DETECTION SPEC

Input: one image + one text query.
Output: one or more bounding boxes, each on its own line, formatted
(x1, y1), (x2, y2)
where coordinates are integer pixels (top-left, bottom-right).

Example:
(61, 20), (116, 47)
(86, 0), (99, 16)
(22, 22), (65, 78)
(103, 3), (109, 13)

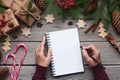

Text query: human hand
(35, 37), (52, 67)
(82, 45), (101, 67)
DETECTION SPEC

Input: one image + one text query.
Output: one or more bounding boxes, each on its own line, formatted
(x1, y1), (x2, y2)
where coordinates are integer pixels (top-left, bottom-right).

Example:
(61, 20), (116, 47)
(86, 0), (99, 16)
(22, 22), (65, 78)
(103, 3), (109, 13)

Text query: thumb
(82, 50), (91, 61)
(46, 48), (52, 60)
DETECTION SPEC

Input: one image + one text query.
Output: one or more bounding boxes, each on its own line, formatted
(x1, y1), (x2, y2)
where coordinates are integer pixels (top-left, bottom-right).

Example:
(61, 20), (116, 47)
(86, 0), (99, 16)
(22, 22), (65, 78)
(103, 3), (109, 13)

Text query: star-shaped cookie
(76, 20), (86, 28)
(22, 27), (31, 37)
(45, 14), (55, 23)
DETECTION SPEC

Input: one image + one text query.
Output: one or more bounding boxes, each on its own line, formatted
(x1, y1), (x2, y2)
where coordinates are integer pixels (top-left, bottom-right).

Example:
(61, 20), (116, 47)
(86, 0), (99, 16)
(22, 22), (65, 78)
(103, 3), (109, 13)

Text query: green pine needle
(0, 0), (6, 8)
(0, 7), (5, 13)
(45, 0), (120, 30)
(0, 0), (6, 13)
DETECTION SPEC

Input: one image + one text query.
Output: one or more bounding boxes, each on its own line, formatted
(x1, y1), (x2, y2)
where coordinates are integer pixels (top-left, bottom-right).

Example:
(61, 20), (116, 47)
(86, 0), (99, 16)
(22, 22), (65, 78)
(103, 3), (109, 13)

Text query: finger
(84, 45), (95, 50)
(46, 48), (52, 60)
(40, 37), (46, 52)
(82, 50), (95, 65)
(36, 43), (41, 55)
(36, 37), (46, 55)
(82, 50), (90, 61)
(84, 45), (97, 55)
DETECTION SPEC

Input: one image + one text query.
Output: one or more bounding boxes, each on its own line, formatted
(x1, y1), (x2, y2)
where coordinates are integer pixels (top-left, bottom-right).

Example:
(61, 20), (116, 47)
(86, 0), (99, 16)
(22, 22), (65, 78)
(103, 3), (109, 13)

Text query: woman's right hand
(82, 45), (101, 67)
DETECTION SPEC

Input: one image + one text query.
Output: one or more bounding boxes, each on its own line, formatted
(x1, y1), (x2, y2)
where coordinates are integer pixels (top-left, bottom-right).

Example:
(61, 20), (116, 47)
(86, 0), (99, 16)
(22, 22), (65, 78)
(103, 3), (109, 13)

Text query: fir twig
(0, 0), (7, 13)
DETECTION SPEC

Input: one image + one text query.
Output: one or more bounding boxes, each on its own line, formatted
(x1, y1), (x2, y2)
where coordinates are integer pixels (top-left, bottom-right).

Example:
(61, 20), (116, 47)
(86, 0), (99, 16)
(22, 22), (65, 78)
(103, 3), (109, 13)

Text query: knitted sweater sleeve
(91, 65), (109, 80)
(32, 65), (109, 80)
(32, 65), (47, 80)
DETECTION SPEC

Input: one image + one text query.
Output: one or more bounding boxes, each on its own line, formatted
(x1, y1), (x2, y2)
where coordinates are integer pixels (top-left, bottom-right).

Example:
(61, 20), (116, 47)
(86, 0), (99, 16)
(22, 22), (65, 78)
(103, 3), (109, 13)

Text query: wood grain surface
(0, 19), (120, 80)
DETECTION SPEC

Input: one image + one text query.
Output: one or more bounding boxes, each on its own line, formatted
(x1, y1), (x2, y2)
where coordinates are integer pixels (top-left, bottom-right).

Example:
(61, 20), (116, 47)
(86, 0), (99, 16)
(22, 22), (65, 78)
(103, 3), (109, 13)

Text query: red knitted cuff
(91, 65), (104, 73)
(91, 65), (109, 80)
(32, 65), (47, 80)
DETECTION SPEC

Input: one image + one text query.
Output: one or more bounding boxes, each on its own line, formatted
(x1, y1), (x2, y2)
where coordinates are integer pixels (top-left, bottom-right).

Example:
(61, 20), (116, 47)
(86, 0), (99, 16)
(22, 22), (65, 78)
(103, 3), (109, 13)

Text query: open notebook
(45, 28), (84, 77)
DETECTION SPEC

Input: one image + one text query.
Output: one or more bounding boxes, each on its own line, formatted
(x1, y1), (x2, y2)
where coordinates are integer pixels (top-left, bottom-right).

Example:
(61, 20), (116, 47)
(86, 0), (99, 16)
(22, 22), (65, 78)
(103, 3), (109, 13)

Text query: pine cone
(86, 0), (98, 13)
(34, 0), (47, 10)
(0, 67), (9, 79)
(112, 10), (120, 34)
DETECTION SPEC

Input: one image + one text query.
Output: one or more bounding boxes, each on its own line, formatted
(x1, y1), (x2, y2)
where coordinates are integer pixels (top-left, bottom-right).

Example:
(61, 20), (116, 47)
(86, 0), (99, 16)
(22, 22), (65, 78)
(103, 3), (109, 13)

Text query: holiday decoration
(3, 43), (27, 80)
(0, 0), (24, 12)
(98, 22), (107, 38)
(2, 34), (11, 52)
(34, 0), (47, 10)
(0, 51), (9, 79)
(57, 0), (76, 9)
(76, 20), (86, 28)
(37, 22), (43, 28)
(45, 14), (55, 23)
(15, 0), (41, 27)
(0, 0), (7, 13)
(0, 14), (6, 34)
(45, 0), (87, 21)
(112, 10), (120, 34)
(0, 67), (9, 79)
(68, 21), (74, 26)
(84, 20), (101, 33)
(106, 33), (120, 53)
(45, 0), (120, 30)
(0, 0), (42, 27)
(0, 9), (20, 37)
(86, 0), (98, 13)
(22, 27), (31, 37)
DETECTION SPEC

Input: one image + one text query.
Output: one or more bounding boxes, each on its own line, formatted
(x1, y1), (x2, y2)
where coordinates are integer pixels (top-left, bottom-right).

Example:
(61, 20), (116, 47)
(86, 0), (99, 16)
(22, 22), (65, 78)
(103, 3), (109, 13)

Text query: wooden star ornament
(22, 27), (31, 37)
(45, 14), (55, 23)
(76, 20), (86, 28)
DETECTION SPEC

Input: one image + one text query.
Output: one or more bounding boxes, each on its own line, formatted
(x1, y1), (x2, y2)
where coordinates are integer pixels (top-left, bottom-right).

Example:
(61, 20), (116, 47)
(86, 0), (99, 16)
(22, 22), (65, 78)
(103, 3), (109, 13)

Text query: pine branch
(44, 0), (119, 30)
(0, 0), (6, 8)
(0, 7), (5, 13)
(53, 1), (62, 20)
(0, 0), (7, 13)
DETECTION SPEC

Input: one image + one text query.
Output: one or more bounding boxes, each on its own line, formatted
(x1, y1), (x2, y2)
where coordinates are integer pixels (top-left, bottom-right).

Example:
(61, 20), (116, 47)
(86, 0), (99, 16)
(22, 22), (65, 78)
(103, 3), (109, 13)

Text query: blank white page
(46, 28), (84, 76)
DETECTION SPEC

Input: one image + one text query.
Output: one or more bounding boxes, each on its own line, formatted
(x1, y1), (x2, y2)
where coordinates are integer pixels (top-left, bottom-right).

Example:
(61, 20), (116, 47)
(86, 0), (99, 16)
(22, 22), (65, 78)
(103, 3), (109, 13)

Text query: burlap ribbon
(15, 0), (41, 26)
(0, 0), (22, 12)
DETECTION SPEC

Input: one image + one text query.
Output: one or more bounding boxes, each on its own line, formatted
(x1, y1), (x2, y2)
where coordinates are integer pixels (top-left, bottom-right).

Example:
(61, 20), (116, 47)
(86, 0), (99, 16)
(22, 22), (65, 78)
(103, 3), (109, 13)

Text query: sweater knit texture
(32, 65), (109, 80)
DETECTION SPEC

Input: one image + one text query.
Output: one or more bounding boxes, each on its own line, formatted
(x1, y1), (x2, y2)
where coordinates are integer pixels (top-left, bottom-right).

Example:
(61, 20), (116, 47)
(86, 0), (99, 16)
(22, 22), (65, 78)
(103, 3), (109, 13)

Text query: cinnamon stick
(84, 24), (95, 33)
(92, 20), (101, 32)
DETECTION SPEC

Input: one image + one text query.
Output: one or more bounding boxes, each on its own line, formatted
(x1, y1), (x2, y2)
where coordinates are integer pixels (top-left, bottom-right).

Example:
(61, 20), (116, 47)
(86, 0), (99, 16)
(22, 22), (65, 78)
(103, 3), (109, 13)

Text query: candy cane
(3, 43), (27, 80)
(13, 43), (27, 80)
(3, 53), (16, 80)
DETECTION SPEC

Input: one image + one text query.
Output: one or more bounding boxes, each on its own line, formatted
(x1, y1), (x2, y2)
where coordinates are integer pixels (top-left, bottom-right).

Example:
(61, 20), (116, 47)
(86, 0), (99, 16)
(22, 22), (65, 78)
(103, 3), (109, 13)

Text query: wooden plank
(0, 42), (120, 65)
(0, 20), (120, 42)
(2, 65), (120, 80)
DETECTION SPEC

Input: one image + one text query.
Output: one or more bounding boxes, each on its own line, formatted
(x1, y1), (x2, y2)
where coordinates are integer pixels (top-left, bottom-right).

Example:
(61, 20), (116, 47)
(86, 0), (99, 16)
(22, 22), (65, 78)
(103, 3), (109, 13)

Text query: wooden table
(0, 19), (120, 80)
